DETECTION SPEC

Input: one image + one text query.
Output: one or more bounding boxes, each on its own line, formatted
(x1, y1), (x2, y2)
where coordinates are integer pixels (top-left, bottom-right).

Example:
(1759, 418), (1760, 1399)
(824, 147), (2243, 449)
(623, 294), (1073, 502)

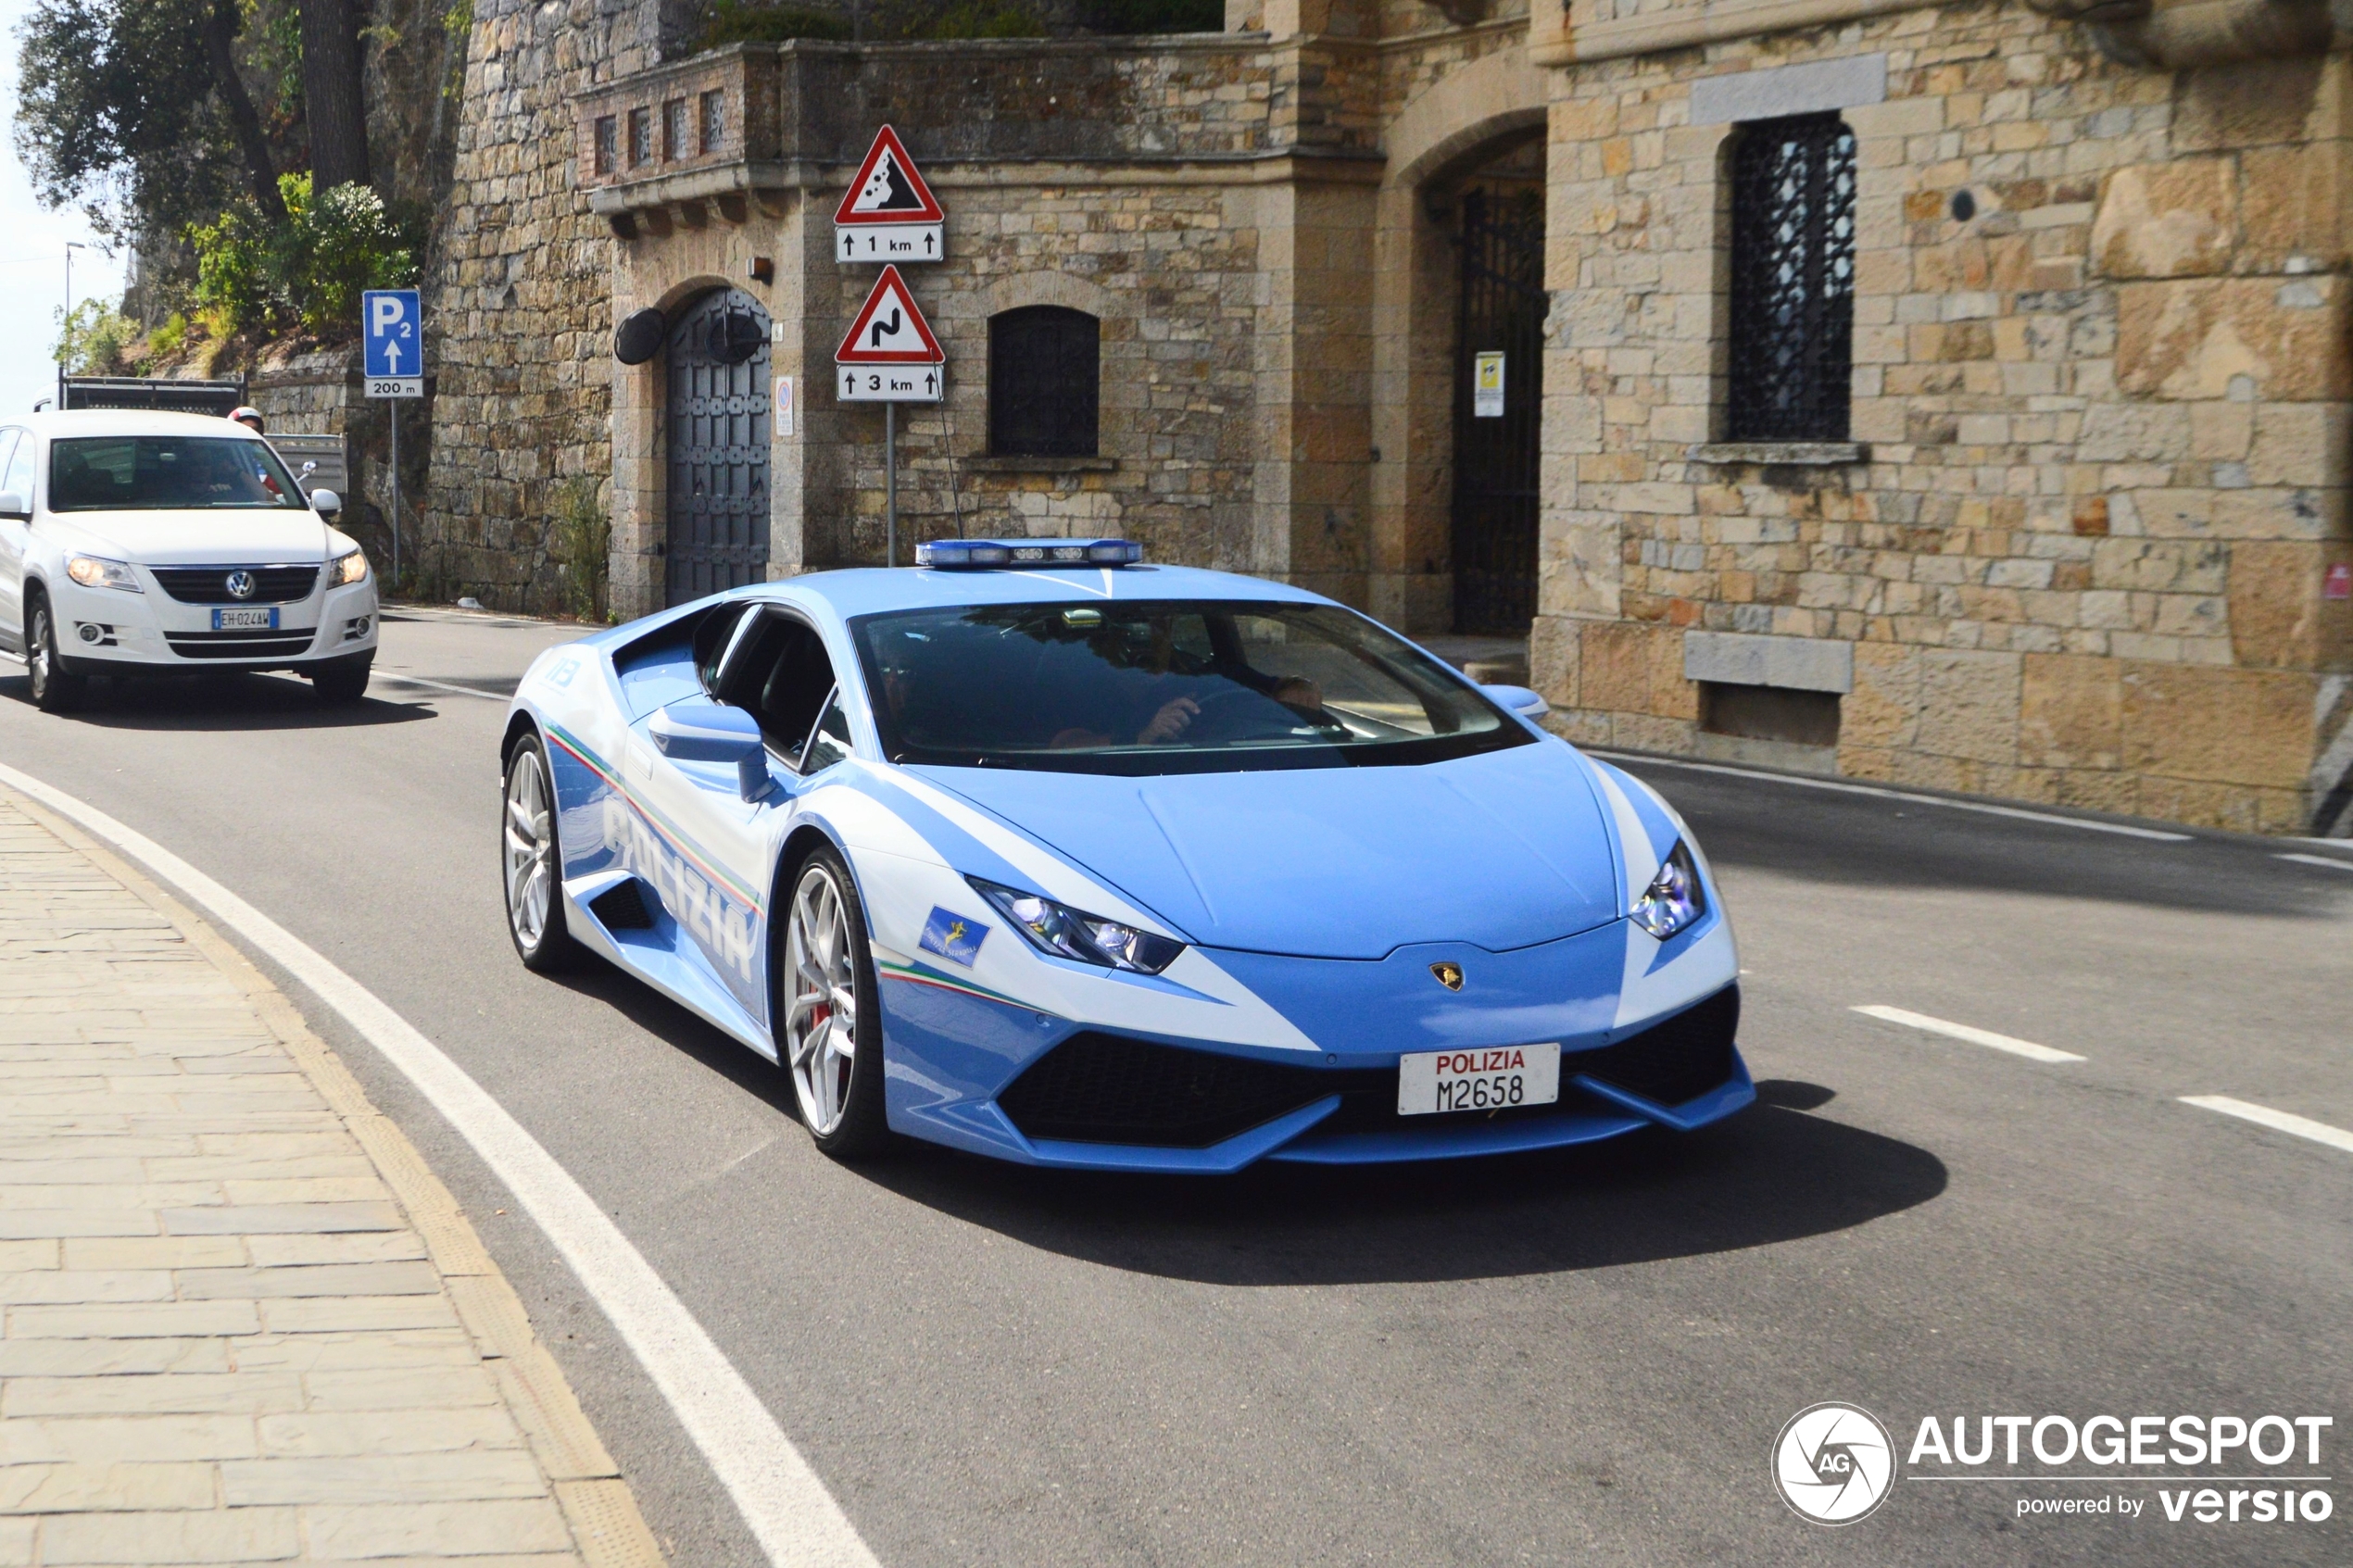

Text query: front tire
(502, 736), (582, 972)
(311, 654), (371, 704)
(779, 846), (890, 1158)
(25, 596), (86, 714)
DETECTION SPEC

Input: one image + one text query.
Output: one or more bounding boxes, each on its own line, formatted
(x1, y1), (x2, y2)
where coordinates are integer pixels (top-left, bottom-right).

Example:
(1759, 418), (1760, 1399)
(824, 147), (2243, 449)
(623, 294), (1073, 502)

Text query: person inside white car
(0, 410), (378, 712)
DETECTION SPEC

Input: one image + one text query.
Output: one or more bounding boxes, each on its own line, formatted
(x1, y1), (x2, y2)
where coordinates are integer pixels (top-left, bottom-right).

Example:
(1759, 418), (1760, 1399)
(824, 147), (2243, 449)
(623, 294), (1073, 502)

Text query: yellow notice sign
(1473, 351), (1505, 418)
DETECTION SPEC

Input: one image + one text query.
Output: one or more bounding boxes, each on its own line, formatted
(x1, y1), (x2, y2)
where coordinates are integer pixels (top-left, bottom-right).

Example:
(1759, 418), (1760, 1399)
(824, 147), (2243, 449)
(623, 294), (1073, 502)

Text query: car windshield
(851, 598), (1529, 774)
(48, 436), (308, 512)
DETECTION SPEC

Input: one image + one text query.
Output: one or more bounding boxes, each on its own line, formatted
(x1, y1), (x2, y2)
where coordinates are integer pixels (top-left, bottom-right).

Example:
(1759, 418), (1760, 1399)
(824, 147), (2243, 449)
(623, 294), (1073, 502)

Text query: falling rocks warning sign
(834, 126), (945, 264)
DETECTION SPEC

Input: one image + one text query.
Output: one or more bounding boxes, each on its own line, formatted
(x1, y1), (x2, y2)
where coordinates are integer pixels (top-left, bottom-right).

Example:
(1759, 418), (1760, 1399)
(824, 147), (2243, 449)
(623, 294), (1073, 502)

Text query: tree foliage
(189, 172), (418, 336)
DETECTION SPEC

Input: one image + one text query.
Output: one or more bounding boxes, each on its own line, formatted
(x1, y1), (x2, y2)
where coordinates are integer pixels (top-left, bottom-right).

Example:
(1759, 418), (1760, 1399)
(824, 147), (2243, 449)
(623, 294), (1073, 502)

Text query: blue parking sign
(362, 289), (422, 394)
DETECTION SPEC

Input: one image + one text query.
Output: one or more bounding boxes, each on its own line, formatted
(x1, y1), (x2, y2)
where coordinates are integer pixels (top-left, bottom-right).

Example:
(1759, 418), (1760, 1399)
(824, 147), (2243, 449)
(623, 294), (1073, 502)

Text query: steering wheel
(1159, 685), (1326, 746)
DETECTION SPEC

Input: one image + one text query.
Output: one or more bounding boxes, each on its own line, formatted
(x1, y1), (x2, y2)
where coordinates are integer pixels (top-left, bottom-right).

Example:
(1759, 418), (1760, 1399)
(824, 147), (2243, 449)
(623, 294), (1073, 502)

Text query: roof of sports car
(733, 562), (1330, 620)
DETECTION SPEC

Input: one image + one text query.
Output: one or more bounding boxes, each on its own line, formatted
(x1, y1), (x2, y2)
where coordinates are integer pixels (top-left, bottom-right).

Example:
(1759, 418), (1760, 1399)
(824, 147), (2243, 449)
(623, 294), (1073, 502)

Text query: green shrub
(187, 205), (278, 334)
(184, 174), (418, 337)
(56, 300), (145, 375)
(917, 0), (1044, 35)
(698, 0), (853, 44)
(549, 478), (611, 621)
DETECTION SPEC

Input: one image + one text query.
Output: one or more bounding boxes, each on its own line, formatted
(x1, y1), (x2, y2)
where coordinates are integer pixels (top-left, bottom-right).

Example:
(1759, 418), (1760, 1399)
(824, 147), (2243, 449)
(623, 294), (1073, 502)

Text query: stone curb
(3, 786), (667, 1568)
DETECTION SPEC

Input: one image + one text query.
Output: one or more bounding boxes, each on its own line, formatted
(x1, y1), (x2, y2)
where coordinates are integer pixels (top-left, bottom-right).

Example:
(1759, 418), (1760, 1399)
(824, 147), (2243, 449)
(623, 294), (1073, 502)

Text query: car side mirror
(0, 490), (28, 521)
(649, 700), (774, 802)
(1480, 684), (1550, 720)
(310, 488), (342, 518)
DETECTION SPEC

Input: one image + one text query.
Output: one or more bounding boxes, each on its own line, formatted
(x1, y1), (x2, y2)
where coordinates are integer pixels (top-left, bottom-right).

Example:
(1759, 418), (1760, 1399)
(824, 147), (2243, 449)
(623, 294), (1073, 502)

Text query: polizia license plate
(212, 607), (278, 631)
(1396, 1044), (1561, 1116)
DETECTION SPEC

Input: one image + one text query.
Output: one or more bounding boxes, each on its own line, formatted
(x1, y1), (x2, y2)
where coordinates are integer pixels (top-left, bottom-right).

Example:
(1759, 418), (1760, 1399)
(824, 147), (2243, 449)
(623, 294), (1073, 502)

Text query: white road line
(375, 670), (510, 702)
(1591, 751), (2194, 841)
(2277, 852), (2353, 873)
(2181, 1096), (2353, 1156)
(0, 760), (878, 1568)
(1853, 1005), (2087, 1063)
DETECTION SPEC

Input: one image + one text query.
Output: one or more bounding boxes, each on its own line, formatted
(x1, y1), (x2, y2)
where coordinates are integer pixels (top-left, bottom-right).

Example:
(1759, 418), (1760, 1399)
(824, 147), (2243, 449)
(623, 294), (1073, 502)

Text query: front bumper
(48, 572), (379, 673)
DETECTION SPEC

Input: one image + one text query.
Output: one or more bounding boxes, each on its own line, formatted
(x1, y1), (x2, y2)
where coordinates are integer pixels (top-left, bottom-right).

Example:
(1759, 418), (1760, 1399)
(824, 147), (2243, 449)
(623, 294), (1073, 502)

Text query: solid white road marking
(1591, 752), (2193, 841)
(374, 670), (509, 701)
(1853, 1005), (2087, 1063)
(2181, 1096), (2353, 1156)
(2277, 852), (2353, 873)
(0, 760), (879, 1568)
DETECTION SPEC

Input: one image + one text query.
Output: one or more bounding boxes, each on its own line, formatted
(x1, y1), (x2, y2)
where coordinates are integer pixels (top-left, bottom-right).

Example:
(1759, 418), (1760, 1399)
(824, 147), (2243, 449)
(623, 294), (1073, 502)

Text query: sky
(0, 0), (131, 417)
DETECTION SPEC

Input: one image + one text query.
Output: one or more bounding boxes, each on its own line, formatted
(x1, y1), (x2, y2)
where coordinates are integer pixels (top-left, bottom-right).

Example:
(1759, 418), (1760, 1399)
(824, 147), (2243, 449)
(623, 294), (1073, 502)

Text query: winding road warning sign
(836, 266), (943, 402)
(834, 126), (945, 264)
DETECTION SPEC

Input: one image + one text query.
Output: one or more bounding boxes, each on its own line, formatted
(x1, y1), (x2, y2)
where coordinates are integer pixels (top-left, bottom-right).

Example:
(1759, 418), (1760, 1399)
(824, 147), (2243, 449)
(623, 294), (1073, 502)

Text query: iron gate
(664, 288), (771, 606)
(1450, 185), (1547, 636)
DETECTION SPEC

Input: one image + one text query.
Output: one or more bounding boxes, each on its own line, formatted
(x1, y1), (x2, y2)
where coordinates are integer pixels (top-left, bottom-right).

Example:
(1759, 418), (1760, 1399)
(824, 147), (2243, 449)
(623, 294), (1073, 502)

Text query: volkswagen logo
(1773, 1402), (1897, 1524)
(1429, 961), (1464, 991)
(224, 571), (258, 600)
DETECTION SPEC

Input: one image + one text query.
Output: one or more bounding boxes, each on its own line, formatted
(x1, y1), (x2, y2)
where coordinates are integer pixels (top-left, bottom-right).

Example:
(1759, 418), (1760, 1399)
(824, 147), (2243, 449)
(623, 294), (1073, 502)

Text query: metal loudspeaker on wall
(662, 289), (771, 607)
(613, 308), (666, 366)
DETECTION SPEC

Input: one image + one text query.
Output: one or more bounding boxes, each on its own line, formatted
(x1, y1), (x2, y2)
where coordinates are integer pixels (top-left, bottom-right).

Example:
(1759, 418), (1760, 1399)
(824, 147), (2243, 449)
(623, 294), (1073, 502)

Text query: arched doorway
(1448, 139), (1546, 636)
(664, 288), (771, 606)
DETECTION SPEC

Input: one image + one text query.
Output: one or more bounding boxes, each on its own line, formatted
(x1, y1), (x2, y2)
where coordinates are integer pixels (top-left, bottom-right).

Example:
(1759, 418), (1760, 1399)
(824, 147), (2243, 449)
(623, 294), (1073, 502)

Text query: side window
(798, 687), (853, 774)
(988, 307), (1100, 457)
(715, 610), (837, 754)
(1726, 112), (1856, 442)
(0, 431), (29, 504)
(693, 602), (754, 696)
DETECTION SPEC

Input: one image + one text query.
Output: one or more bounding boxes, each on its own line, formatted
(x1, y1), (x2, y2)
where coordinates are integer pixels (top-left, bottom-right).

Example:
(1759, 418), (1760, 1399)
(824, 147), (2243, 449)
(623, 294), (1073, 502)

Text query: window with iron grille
(593, 116), (617, 177)
(627, 107), (651, 168)
(988, 307), (1100, 458)
(1726, 113), (1857, 443)
(662, 99), (688, 160)
(700, 91), (725, 155)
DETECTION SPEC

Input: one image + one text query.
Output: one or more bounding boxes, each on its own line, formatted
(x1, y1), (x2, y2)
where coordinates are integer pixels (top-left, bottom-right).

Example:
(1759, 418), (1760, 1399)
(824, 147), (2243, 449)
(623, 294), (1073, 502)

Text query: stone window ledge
(1686, 442), (1869, 466)
(963, 455), (1117, 473)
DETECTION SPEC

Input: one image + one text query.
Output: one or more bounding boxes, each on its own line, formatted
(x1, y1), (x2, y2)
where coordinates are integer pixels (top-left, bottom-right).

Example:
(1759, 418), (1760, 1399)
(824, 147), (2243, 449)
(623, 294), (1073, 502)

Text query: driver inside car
(1049, 616), (1328, 749)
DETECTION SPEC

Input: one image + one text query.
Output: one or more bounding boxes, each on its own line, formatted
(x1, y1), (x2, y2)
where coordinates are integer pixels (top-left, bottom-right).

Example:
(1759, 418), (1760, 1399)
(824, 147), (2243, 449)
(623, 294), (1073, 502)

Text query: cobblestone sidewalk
(0, 789), (664, 1566)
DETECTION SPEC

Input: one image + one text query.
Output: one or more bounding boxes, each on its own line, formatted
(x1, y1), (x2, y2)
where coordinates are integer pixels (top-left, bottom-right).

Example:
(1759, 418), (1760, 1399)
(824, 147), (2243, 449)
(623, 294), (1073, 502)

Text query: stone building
(422, 0), (2352, 833)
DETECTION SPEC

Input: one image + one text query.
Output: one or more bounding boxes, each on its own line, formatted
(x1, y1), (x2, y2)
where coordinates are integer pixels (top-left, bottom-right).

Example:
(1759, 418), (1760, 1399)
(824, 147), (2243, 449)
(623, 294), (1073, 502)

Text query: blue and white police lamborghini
(498, 540), (1754, 1170)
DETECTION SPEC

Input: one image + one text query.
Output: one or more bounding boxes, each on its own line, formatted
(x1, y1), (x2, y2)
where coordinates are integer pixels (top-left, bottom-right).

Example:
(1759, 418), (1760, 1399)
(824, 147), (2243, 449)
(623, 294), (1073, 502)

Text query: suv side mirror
(0, 490), (28, 521)
(310, 488), (342, 518)
(649, 700), (774, 802)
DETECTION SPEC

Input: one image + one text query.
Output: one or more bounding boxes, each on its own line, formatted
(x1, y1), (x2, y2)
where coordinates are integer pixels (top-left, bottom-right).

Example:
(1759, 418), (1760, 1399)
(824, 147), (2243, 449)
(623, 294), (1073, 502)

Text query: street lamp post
(61, 242), (88, 405)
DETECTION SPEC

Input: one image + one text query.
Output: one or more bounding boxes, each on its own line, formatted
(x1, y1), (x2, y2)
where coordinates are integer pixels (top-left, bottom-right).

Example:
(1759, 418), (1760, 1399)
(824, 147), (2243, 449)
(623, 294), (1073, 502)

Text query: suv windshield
(49, 436), (308, 512)
(852, 599), (1529, 775)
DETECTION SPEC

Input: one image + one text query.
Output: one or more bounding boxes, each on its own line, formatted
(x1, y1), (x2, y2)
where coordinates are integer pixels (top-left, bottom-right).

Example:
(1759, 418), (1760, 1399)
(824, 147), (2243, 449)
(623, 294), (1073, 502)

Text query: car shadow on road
(855, 1078), (1944, 1286)
(0, 671), (433, 731)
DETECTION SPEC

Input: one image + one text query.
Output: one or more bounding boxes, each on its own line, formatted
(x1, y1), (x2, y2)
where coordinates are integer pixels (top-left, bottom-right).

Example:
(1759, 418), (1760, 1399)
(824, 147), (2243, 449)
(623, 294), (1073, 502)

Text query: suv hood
(45, 509), (333, 565)
(919, 742), (1622, 960)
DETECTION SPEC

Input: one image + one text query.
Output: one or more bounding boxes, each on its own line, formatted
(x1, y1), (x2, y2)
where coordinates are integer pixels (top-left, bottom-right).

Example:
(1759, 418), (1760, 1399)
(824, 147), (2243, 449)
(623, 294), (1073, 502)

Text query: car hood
(917, 741), (1624, 960)
(45, 508), (333, 565)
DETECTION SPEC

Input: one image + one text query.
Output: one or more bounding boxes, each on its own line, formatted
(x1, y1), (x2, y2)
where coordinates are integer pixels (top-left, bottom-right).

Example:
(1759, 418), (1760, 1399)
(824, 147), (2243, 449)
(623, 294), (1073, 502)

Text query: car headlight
(64, 555), (142, 593)
(969, 877), (1185, 974)
(1630, 839), (1707, 940)
(326, 548), (368, 587)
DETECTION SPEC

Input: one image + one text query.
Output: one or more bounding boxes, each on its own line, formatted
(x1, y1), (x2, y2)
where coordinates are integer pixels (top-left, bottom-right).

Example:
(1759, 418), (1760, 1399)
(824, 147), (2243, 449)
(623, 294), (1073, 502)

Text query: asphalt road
(3, 608), (2347, 1566)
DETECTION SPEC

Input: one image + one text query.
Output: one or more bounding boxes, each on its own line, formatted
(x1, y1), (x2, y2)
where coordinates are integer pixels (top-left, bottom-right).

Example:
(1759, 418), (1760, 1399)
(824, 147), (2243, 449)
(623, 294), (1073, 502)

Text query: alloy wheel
(786, 862), (860, 1135)
(504, 748), (554, 949)
(26, 605), (51, 699)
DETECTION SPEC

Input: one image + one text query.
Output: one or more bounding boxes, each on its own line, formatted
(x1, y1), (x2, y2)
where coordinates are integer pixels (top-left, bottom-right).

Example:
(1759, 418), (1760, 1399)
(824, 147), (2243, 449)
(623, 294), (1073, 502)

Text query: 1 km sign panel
(836, 266), (944, 403)
(834, 126), (944, 263)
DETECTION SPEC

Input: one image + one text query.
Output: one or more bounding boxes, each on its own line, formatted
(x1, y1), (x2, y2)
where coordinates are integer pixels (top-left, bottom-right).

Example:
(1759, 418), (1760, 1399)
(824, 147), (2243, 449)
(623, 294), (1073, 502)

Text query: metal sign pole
(388, 401), (401, 591)
(885, 400), (897, 568)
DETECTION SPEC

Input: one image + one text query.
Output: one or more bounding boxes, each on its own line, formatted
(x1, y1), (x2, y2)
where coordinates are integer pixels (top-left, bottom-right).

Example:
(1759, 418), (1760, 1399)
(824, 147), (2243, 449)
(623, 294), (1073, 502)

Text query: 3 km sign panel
(362, 289), (422, 398)
(836, 266), (943, 402)
(833, 126), (944, 264)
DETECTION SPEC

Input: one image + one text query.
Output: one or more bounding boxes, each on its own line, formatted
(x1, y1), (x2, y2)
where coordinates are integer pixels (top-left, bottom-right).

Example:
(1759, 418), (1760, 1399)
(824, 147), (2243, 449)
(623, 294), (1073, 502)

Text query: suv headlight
(969, 877), (1185, 974)
(327, 548), (368, 587)
(1630, 839), (1707, 940)
(65, 555), (142, 593)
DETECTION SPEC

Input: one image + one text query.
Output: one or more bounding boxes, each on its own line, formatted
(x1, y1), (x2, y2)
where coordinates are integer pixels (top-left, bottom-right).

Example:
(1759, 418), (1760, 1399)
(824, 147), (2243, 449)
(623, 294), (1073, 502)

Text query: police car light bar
(915, 538), (1144, 570)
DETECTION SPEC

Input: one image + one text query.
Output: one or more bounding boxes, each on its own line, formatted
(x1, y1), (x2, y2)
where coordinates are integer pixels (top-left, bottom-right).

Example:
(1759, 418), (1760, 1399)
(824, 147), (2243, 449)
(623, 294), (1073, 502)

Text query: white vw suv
(0, 410), (379, 710)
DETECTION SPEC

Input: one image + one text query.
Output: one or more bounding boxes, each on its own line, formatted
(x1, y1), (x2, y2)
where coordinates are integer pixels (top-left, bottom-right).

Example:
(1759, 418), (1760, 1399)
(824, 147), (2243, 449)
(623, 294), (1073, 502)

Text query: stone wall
(1532, 5), (2353, 833)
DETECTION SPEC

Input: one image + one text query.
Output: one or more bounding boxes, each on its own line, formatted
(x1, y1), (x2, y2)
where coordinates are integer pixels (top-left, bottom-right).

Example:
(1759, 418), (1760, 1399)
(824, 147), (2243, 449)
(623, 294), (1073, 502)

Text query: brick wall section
(1534, 10), (2353, 832)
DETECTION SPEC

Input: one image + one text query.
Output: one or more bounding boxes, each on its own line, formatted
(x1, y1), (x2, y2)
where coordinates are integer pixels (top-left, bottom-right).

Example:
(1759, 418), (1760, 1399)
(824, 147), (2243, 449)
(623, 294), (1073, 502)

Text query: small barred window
(700, 91), (725, 156)
(593, 116), (616, 177)
(627, 107), (651, 168)
(988, 307), (1101, 458)
(662, 99), (688, 161)
(1726, 113), (1857, 443)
